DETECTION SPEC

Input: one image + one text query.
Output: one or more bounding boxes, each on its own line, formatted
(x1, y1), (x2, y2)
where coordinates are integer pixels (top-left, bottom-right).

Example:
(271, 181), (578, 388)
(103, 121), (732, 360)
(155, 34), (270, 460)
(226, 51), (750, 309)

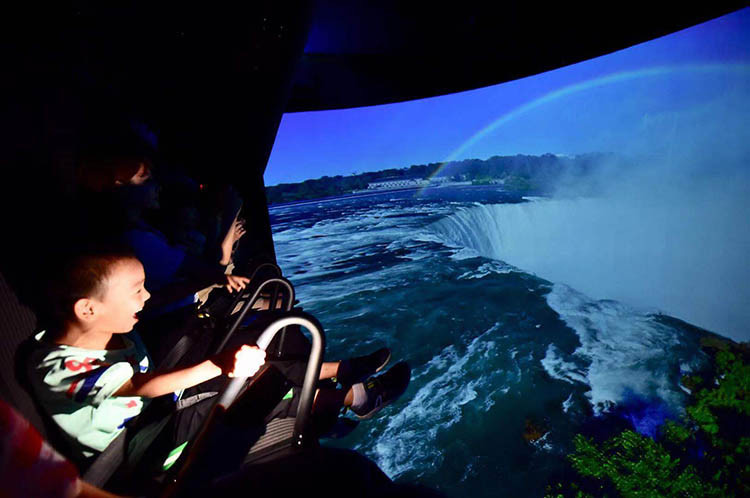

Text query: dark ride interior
(1, 2), (745, 496)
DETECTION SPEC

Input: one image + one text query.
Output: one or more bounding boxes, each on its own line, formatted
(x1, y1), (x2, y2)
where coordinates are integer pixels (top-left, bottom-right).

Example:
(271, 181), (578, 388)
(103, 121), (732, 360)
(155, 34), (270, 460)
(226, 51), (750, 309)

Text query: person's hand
(224, 274), (250, 293)
(220, 217), (246, 265)
(212, 345), (266, 377)
(229, 345), (266, 378)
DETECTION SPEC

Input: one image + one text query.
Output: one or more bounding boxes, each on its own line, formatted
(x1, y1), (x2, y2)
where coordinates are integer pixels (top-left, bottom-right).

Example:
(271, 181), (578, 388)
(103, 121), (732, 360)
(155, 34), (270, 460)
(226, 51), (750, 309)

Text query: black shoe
(351, 361), (411, 420)
(337, 347), (391, 386)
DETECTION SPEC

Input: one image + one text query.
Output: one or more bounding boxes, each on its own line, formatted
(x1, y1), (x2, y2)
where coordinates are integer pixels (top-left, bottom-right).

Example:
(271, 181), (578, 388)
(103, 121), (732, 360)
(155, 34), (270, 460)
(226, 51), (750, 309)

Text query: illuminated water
(270, 186), (726, 497)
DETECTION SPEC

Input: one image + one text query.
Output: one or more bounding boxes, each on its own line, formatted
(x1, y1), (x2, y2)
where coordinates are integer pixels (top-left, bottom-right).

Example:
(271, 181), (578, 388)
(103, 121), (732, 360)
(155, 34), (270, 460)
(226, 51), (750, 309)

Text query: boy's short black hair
(44, 243), (138, 328)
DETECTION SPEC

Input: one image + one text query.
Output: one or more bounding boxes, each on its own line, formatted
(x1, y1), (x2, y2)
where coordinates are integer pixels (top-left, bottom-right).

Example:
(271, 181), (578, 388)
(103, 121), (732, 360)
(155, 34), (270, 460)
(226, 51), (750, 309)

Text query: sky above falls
(265, 8), (750, 185)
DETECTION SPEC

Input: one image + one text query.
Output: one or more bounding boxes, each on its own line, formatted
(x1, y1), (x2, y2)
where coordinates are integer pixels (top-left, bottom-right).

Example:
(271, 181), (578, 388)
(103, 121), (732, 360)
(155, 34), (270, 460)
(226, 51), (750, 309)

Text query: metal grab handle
(165, 312), (325, 498)
(225, 262), (282, 320)
(216, 312), (325, 446)
(213, 277), (295, 355)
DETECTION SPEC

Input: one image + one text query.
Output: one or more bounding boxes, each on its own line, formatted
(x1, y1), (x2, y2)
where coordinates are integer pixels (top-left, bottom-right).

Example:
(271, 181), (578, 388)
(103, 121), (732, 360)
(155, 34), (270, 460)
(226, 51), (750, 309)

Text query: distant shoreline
(267, 183), (507, 209)
(268, 184), (436, 209)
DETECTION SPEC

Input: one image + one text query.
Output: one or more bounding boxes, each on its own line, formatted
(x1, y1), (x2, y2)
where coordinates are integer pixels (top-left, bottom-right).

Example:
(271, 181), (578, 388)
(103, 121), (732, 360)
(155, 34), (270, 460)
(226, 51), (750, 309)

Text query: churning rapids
(269, 186), (742, 497)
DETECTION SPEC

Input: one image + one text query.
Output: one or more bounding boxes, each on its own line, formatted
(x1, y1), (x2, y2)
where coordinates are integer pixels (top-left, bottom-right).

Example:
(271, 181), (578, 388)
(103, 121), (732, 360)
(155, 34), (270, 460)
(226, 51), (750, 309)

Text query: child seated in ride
(27, 245), (410, 474)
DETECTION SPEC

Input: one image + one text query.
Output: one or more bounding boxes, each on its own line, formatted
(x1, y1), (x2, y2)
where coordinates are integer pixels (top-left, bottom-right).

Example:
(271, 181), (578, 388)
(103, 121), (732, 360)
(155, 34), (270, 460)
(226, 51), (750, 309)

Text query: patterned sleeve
(0, 400), (79, 498)
(44, 356), (135, 408)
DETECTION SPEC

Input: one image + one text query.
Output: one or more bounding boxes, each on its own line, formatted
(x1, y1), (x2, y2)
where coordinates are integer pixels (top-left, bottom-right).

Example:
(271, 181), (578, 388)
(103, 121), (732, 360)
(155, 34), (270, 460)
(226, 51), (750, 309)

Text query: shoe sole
(355, 362), (410, 420)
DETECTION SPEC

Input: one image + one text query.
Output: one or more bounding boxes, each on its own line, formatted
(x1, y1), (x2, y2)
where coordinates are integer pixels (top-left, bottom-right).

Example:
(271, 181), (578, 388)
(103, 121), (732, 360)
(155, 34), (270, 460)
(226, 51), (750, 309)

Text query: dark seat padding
(0, 271), (47, 436)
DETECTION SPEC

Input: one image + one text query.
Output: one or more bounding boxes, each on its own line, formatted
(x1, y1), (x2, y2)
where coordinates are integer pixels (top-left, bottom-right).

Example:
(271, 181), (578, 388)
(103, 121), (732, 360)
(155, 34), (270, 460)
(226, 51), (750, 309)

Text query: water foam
(562, 393), (574, 413)
(543, 283), (688, 415)
(368, 324), (511, 478)
(457, 261), (516, 280)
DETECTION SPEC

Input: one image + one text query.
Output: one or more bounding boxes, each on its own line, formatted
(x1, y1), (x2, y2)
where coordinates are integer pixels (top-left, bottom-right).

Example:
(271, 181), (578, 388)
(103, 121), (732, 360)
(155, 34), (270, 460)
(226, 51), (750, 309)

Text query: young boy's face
(93, 258), (151, 333)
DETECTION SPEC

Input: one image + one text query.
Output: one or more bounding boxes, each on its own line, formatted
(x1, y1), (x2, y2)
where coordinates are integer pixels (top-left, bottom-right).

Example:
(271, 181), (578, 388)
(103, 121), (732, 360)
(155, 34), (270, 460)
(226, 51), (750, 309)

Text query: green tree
(547, 342), (749, 497)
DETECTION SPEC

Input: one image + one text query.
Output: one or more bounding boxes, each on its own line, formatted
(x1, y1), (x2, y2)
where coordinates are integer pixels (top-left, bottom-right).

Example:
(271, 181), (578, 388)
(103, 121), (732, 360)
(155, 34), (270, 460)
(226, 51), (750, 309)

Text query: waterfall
(431, 191), (750, 341)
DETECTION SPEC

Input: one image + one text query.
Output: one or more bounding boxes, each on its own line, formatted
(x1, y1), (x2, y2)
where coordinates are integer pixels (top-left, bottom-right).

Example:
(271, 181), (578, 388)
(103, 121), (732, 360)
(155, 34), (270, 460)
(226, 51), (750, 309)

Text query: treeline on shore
(265, 152), (612, 204)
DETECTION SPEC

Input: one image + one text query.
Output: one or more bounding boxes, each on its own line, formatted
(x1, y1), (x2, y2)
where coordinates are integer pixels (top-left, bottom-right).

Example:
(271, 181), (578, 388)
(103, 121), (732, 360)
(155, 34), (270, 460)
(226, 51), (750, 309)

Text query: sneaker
(351, 361), (411, 420)
(337, 347), (391, 386)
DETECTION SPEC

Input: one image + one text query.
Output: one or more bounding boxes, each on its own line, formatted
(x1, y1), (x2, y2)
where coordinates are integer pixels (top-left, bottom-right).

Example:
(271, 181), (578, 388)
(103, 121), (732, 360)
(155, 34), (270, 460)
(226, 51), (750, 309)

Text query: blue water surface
(270, 186), (711, 497)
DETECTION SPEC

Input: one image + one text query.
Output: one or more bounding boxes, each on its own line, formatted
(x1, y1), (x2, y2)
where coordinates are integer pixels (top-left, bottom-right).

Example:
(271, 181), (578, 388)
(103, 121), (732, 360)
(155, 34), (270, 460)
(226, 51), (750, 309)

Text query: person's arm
(113, 360), (221, 398)
(113, 346), (266, 398)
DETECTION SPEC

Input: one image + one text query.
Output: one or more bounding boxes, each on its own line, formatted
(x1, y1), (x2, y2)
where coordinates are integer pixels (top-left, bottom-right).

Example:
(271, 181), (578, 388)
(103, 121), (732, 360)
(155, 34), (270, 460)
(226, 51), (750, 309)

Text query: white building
(366, 176), (452, 190)
(367, 177), (428, 190)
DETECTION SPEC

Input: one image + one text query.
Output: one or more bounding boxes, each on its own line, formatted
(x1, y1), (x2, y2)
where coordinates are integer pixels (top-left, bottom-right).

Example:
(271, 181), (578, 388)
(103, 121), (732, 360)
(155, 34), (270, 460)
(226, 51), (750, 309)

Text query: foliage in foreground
(545, 340), (749, 497)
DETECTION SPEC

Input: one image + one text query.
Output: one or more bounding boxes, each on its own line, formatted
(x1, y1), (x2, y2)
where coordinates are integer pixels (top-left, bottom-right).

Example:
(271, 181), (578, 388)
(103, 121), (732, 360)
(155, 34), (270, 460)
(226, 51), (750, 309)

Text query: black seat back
(0, 270), (47, 436)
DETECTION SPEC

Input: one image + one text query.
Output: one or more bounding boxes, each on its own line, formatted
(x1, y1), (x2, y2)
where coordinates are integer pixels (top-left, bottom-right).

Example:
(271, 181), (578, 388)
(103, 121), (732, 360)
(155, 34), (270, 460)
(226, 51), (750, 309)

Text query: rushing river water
(270, 186), (725, 497)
